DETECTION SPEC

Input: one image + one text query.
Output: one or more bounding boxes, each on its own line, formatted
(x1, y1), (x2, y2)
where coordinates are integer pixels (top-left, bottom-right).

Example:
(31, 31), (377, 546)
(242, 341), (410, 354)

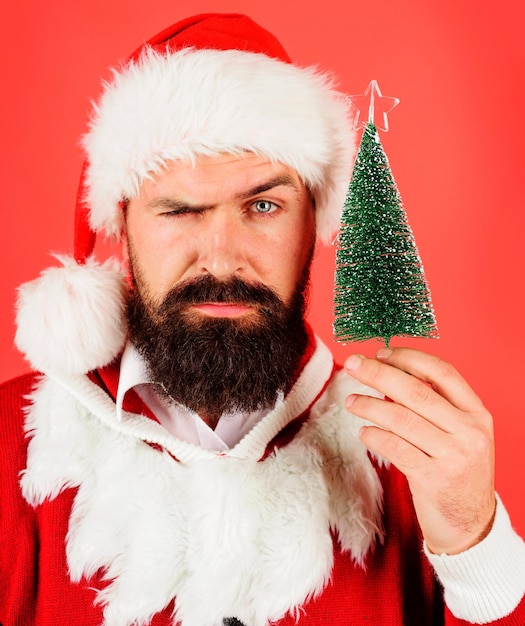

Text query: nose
(196, 209), (246, 279)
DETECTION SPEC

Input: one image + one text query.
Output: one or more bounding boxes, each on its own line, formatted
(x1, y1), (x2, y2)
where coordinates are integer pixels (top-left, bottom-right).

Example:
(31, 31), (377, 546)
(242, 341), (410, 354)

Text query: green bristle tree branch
(334, 120), (438, 347)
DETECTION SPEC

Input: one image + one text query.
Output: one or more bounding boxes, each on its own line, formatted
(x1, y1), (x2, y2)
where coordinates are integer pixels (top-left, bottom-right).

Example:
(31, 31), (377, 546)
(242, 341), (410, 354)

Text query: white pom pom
(15, 255), (129, 375)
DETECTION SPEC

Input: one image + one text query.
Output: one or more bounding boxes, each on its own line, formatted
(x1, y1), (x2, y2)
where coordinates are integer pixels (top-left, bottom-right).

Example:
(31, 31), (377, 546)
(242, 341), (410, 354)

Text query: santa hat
(15, 13), (356, 376)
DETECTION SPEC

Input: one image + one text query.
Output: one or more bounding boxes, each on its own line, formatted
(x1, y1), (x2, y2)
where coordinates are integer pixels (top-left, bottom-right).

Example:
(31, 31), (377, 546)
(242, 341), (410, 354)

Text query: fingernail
(346, 393), (356, 408)
(376, 348), (393, 360)
(345, 354), (364, 371)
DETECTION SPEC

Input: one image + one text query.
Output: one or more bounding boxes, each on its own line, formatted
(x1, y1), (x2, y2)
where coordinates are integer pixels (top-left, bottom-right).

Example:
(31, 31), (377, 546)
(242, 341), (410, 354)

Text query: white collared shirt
(116, 342), (279, 452)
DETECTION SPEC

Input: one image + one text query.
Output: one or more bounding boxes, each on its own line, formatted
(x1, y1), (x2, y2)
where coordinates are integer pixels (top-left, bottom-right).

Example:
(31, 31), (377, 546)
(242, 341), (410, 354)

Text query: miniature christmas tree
(334, 81), (438, 347)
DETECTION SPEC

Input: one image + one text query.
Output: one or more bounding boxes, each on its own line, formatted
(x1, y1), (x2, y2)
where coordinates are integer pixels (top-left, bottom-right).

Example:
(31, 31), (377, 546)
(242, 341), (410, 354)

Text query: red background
(1, 1), (524, 536)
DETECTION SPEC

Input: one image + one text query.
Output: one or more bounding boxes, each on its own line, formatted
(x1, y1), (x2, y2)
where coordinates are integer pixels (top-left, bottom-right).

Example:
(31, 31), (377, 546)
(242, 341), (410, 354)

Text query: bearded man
(1, 12), (524, 626)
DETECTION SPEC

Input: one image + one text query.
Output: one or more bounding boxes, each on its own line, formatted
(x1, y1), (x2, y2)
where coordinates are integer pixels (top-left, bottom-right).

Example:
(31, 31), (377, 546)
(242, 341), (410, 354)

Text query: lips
(191, 303), (255, 318)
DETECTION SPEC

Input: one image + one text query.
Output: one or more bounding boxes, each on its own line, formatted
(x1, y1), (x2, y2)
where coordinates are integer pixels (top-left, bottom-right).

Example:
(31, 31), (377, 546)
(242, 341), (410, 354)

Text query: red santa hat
(15, 13), (356, 376)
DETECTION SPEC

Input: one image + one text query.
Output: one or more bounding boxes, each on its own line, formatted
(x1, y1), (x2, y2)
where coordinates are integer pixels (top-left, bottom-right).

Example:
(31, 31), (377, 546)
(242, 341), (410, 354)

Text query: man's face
(124, 152), (316, 314)
(123, 153), (317, 421)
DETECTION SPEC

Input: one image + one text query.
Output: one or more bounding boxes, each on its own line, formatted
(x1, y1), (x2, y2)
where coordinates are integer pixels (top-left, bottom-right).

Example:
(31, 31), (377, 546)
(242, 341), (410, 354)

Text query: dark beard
(126, 273), (310, 423)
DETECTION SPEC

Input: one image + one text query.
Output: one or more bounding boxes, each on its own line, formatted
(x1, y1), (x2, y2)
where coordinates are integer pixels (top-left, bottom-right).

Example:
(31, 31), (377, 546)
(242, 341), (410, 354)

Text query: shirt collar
(116, 341), (151, 422)
(116, 341), (280, 451)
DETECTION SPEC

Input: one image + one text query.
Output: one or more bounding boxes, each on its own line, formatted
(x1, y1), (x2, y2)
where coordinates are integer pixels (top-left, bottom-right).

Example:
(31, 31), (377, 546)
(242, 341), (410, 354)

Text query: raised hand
(344, 347), (496, 555)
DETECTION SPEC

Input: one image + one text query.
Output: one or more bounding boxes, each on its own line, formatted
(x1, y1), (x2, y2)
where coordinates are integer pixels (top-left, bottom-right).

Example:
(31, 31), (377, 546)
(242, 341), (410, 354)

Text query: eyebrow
(146, 174), (300, 212)
(237, 174), (299, 199)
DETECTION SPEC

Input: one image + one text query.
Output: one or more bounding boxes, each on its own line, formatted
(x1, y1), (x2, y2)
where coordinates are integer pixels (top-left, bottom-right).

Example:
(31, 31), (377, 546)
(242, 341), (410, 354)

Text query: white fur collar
(20, 339), (384, 626)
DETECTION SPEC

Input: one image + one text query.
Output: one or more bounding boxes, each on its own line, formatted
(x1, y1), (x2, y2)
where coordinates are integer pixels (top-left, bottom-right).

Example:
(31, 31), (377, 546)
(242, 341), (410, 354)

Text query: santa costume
(1, 12), (525, 626)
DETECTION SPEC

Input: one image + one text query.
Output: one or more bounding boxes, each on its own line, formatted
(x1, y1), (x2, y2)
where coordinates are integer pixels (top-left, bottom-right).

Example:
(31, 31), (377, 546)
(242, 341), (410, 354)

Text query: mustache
(155, 275), (285, 314)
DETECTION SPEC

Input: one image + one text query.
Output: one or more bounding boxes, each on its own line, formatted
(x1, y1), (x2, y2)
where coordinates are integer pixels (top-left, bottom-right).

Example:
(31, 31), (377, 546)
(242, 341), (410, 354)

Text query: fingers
(358, 423), (431, 476)
(346, 393), (449, 459)
(344, 352), (455, 433)
(344, 348), (487, 433)
(376, 347), (485, 413)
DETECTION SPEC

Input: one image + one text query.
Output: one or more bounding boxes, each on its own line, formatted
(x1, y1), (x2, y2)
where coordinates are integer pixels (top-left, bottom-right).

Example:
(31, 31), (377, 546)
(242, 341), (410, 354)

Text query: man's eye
(252, 200), (277, 214)
(164, 207), (202, 216)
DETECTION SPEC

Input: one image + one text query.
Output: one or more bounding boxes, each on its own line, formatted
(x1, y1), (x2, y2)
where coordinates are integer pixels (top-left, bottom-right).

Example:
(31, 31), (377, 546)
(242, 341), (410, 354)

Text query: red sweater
(1, 371), (524, 626)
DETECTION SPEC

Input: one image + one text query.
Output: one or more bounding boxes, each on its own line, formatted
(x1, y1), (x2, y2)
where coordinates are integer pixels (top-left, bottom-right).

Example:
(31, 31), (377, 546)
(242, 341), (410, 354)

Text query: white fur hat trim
(82, 47), (355, 244)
